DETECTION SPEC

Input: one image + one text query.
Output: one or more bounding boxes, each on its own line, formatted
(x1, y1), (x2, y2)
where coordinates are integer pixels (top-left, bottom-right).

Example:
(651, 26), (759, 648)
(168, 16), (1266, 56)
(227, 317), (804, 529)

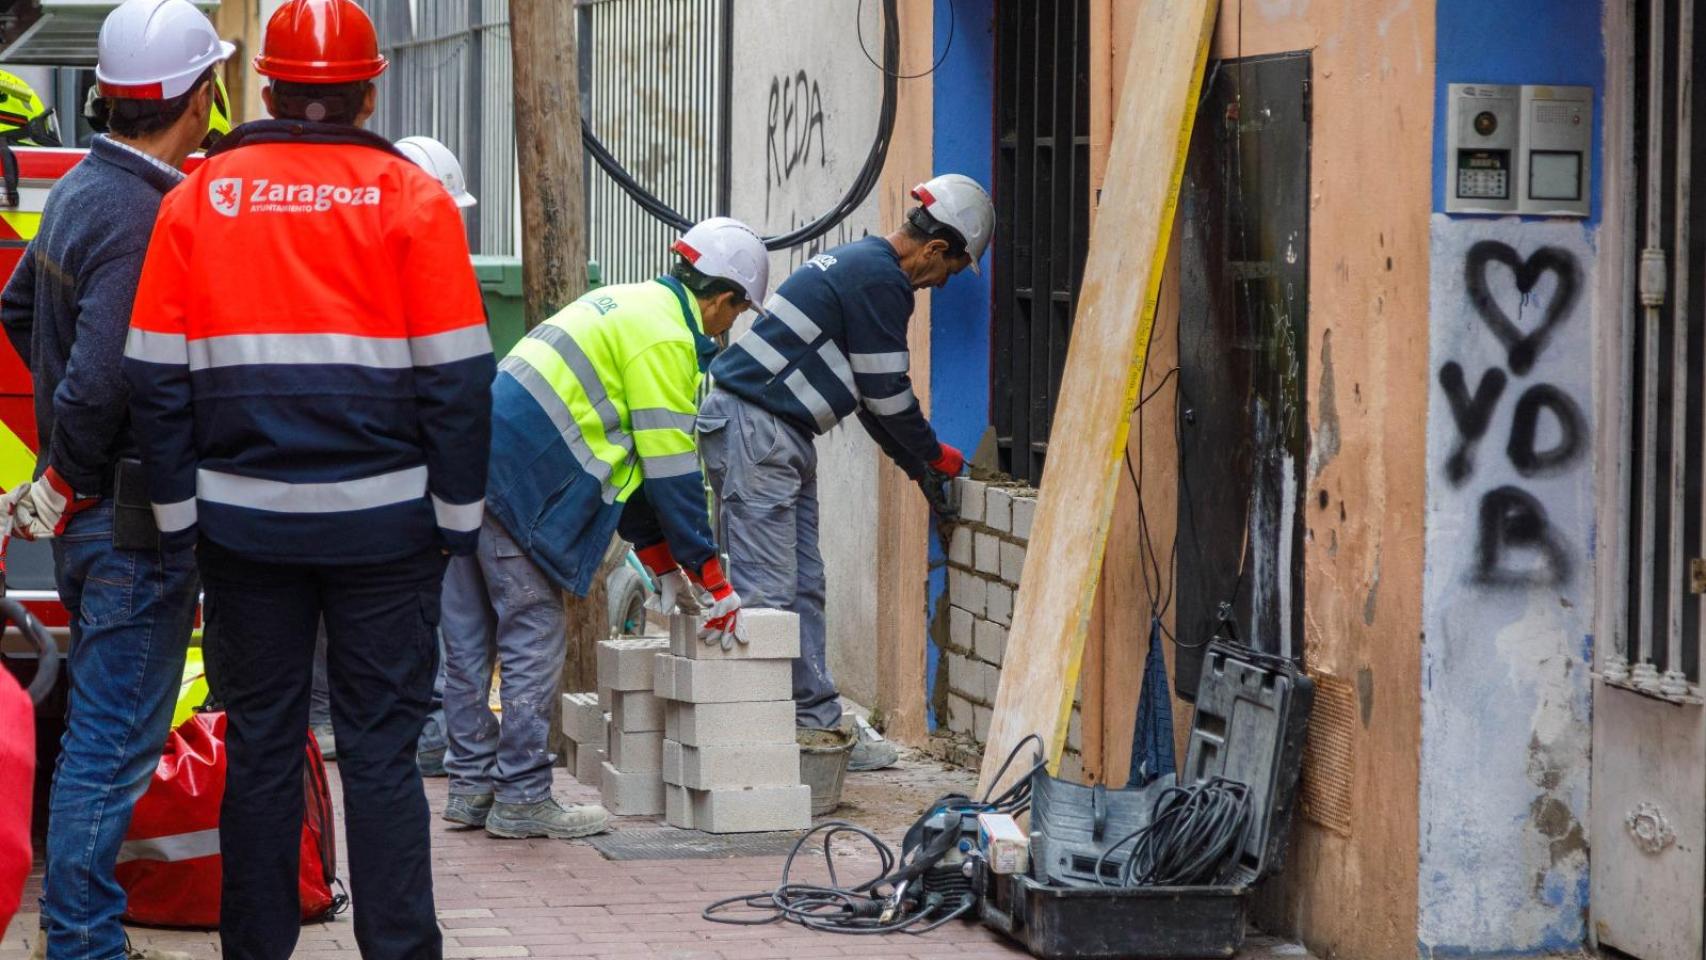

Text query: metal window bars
(1609, 0), (1703, 703)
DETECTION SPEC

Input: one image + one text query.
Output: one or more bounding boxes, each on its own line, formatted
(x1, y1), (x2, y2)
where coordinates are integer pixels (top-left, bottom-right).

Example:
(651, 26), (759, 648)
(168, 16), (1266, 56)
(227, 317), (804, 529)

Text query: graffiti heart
(1440, 240), (1587, 589)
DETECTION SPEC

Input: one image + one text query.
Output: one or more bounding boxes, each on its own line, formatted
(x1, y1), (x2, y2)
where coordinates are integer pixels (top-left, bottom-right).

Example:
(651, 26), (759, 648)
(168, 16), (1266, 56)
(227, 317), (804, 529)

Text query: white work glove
(645, 567), (696, 615)
(687, 557), (746, 650)
(0, 481), (29, 536)
(9, 468), (98, 540)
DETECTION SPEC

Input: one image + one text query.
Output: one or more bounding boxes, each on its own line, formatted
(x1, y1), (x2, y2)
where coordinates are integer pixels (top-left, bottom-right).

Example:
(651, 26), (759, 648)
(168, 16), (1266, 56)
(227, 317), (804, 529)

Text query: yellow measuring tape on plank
(976, 0), (1219, 799)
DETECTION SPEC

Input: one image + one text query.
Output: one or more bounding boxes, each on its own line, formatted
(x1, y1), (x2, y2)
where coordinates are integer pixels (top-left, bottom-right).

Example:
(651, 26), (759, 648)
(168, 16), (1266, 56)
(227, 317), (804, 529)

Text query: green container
(471, 256), (605, 359)
(470, 254), (525, 358)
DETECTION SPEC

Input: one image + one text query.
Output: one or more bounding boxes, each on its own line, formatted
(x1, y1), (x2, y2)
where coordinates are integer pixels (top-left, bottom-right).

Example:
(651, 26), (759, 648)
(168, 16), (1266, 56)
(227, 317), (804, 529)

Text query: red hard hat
(254, 0), (387, 84)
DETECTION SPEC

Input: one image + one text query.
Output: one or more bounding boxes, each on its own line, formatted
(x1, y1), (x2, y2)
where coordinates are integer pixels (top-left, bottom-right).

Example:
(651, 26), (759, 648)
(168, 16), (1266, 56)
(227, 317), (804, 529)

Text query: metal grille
(582, 0), (729, 285)
(368, 0), (516, 256)
(1610, 0), (1704, 698)
(992, 0), (1092, 486)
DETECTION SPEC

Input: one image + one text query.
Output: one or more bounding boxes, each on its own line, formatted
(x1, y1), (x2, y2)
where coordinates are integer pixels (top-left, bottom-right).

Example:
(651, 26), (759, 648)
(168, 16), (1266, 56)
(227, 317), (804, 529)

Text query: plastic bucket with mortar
(798, 726), (855, 815)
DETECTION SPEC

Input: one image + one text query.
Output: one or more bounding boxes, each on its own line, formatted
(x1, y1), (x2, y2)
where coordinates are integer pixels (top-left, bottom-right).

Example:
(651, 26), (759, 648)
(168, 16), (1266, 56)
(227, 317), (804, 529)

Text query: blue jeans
(43, 503), (199, 960)
(440, 515), (565, 804)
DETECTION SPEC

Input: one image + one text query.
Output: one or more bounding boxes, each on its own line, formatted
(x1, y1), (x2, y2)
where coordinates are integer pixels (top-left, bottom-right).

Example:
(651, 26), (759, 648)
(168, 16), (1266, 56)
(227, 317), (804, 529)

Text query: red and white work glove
(687, 557), (745, 650)
(636, 542), (697, 615)
(5, 468), (98, 541)
(930, 443), (965, 477)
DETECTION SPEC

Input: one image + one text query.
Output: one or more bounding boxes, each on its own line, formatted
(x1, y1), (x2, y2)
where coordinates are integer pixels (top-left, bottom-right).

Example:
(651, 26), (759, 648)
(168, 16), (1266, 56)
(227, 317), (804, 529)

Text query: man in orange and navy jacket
(120, 2), (491, 956)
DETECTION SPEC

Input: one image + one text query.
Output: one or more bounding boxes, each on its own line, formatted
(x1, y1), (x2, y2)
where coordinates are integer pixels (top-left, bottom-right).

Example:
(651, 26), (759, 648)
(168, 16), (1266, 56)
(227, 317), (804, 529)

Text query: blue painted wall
(1420, 0), (1603, 954)
(1432, 0), (1606, 220)
(925, 0), (996, 729)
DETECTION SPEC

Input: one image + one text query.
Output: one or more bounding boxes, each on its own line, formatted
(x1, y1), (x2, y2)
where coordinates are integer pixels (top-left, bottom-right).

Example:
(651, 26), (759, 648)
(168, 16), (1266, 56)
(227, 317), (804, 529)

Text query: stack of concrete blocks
(656, 609), (812, 833)
(559, 692), (607, 789)
(595, 636), (670, 815)
(943, 478), (1085, 781)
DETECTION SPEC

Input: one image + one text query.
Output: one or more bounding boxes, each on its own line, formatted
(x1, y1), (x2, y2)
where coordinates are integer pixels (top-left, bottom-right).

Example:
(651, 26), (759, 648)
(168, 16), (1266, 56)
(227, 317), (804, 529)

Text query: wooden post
(510, 0), (588, 329)
(509, 1), (603, 728)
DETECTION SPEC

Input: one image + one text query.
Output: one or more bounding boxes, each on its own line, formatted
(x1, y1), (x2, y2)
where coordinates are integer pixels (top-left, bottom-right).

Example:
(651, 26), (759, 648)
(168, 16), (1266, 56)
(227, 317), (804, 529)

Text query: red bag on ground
(0, 666), (33, 931)
(116, 711), (344, 928)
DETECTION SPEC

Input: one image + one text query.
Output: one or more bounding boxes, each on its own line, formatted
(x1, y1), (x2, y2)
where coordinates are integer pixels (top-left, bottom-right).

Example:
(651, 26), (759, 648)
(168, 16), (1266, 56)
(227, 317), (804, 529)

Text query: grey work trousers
(439, 514), (567, 803)
(697, 388), (839, 728)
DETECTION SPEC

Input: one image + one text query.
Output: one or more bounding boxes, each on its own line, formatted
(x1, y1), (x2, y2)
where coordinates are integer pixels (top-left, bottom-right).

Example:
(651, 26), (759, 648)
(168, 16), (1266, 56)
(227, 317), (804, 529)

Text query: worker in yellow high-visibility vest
(440, 217), (767, 840)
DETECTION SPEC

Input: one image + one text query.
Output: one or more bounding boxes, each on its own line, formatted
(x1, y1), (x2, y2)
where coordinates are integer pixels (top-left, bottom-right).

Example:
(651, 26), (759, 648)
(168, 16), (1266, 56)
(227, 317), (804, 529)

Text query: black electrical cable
(704, 735), (1045, 935)
(580, 0), (902, 250)
(1092, 777), (1253, 888)
(856, 0), (956, 79)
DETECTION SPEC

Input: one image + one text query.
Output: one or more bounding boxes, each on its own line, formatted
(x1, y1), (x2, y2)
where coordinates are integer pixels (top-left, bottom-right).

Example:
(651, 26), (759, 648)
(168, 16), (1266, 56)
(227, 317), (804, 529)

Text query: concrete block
(947, 652), (977, 701)
(599, 761), (663, 816)
(948, 524), (973, 567)
(948, 605), (974, 652)
(654, 654), (792, 703)
(948, 569), (986, 618)
(610, 690), (665, 733)
(597, 636), (668, 691)
(665, 783), (694, 829)
(686, 785), (812, 834)
(1011, 495), (1036, 541)
(569, 742), (604, 787)
(946, 693), (975, 735)
(561, 692), (608, 749)
(974, 659), (1002, 704)
(987, 582), (1013, 627)
(974, 532), (1001, 575)
(662, 740), (801, 790)
(985, 487), (1013, 534)
(609, 728), (664, 772)
(974, 618), (1008, 665)
(598, 685), (612, 711)
(974, 705), (993, 742)
(669, 608), (801, 660)
(955, 478), (986, 523)
(1000, 541), (1026, 583)
(666, 700), (796, 746)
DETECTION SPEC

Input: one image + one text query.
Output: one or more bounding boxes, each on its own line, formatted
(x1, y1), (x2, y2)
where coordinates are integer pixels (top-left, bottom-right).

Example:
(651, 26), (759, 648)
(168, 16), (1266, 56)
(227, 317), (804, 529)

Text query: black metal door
(1174, 52), (1312, 698)
(992, 0), (1092, 485)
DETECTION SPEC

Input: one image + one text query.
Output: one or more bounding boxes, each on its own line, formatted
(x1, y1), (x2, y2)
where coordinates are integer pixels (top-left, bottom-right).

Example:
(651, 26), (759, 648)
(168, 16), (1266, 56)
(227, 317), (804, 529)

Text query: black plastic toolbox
(977, 641), (1314, 959)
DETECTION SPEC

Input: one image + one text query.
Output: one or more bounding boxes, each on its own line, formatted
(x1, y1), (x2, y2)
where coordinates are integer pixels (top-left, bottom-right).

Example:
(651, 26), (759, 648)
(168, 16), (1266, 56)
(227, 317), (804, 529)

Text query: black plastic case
(978, 641), (1315, 959)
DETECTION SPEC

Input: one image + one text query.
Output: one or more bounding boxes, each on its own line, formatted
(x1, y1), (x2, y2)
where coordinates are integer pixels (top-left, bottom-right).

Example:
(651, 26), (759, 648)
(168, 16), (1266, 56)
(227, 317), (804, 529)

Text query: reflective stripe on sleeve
(151, 497), (197, 533)
(641, 451), (700, 478)
(124, 328), (188, 365)
(499, 358), (623, 504)
(818, 342), (859, 399)
(850, 351), (909, 374)
(863, 388), (917, 417)
(530, 324), (632, 453)
(411, 325), (493, 366)
(431, 495), (485, 533)
(631, 408), (699, 433)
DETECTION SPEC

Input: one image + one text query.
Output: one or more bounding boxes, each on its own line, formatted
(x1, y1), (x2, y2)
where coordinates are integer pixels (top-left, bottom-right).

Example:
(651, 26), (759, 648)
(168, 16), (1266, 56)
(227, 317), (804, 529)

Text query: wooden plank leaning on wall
(978, 0), (1217, 798)
(873, 0), (934, 745)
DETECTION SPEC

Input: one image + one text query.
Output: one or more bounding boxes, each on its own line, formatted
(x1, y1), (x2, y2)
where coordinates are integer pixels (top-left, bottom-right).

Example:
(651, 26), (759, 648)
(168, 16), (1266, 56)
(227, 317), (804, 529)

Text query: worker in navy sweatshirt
(0, 2), (229, 956)
(700, 174), (993, 770)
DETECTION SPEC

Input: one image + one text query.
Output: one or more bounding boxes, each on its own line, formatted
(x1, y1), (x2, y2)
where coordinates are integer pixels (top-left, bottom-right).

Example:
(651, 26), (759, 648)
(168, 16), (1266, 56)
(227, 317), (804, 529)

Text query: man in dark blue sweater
(702, 174), (993, 767)
(0, 2), (229, 956)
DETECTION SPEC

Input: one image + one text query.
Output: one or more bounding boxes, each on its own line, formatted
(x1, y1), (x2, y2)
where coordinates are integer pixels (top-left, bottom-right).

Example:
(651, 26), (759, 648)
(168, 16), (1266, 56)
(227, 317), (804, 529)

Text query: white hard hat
(912, 173), (994, 275)
(96, 0), (235, 101)
(396, 135), (477, 208)
(672, 217), (769, 305)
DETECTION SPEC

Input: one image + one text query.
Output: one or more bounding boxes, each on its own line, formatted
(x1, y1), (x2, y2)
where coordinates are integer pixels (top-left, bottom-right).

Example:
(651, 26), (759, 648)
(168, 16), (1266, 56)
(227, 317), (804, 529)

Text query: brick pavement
(2, 750), (1032, 959)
